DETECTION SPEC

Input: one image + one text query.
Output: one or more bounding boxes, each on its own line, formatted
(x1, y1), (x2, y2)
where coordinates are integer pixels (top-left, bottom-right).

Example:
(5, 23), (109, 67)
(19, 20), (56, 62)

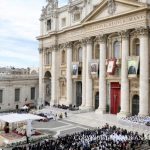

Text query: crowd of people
(53, 104), (79, 111)
(12, 124), (146, 150)
(120, 115), (150, 126)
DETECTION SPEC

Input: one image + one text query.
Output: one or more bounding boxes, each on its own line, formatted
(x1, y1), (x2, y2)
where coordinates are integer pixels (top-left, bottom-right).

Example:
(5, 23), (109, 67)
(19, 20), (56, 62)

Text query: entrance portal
(132, 95), (139, 116)
(110, 82), (121, 114)
(76, 81), (82, 107)
(95, 92), (99, 109)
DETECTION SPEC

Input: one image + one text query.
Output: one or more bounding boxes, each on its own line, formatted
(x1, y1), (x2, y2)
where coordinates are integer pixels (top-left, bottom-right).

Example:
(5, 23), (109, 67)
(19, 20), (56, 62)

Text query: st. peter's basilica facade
(37, 0), (150, 117)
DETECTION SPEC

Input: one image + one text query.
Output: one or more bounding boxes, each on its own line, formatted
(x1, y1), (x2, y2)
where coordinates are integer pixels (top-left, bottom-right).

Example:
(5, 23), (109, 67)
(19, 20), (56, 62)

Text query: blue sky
(0, 0), (67, 68)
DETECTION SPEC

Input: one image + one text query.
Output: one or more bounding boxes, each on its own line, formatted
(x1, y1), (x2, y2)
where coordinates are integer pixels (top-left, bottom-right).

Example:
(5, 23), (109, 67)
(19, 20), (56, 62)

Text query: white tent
(21, 105), (29, 110)
(0, 113), (44, 123)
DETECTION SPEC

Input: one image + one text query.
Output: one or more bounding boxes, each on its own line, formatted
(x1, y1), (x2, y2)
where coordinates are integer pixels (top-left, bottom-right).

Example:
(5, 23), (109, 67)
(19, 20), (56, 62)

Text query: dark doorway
(76, 81), (82, 107)
(95, 92), (99, 109)
(111, 82), (121, 114)
(44, 71), (51, 104)
(132, 95), (139, 116)
(16, 105), (19, 110)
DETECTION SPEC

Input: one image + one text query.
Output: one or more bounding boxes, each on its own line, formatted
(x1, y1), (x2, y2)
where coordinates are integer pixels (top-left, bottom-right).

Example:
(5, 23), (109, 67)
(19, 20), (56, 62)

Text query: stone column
(66, 42), (73, 106)
(38, 48), (43, 107)
(85, 38), (93, 110)
(96, 35), (107, 114)
(118, 31), (130, 117)
(51, 45), (57, 105)
(139, 28), (149, 116)
(80, 39), (86, 108)
(42, 49), (46, 105)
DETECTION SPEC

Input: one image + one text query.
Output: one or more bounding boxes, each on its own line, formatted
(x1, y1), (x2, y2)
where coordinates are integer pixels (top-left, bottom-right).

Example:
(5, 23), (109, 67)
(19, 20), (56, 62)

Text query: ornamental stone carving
(50, 44), (58, 51)
(80, 39), (86, 46)
(120, 30), (130, 39)
(96, 35), (107, 44)
(85, 37), (93, 44)
(65, 42), (73, 48)
(108, 0), (116, 15)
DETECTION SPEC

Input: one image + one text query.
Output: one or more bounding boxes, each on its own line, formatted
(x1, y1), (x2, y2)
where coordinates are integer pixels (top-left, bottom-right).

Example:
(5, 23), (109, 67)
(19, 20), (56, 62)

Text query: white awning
(0, 113), (44, 123)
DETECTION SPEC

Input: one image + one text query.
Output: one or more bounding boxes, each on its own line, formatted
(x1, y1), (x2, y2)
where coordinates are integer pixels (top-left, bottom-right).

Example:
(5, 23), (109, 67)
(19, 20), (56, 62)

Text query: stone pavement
(64, 111), (150, 136)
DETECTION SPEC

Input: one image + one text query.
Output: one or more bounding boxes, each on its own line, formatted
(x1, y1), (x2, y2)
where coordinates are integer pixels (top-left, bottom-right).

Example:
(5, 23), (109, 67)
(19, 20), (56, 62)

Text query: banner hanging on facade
(72, 63), (79, 78)
(107, 59), (116, 74)
(90, 62), (99, 78)
(128, 56), (139, 78)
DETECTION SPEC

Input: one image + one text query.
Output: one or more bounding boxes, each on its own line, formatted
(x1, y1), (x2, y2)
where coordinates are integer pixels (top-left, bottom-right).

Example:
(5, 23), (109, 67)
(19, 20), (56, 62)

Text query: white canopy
(0, 113), (44, 123)
(21, 105), (29, 110)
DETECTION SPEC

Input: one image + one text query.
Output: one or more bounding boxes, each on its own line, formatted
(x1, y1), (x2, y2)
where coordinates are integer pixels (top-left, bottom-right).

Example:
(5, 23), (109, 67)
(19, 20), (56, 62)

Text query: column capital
(138, 27), (149, 36)
(65, 42), (73, 48)
(131, 27), (149, 37)
(50, 45), (58, 51)
(58, 44), (65, 49)
(85, 37), (93, 44)
(80, 39), (87, 46)
(120, 30), (130, 39)
(38, 48), (43, 53)
(96, 35), (107, 44)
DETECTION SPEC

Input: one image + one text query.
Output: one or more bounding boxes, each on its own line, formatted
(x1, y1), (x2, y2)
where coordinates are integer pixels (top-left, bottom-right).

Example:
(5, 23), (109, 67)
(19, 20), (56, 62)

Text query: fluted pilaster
(66, 42), (73, 105)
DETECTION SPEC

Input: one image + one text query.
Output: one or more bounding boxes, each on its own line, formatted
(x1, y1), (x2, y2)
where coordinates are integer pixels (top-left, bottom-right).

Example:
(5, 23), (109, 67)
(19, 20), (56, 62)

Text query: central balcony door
(110, 82), (121, 114)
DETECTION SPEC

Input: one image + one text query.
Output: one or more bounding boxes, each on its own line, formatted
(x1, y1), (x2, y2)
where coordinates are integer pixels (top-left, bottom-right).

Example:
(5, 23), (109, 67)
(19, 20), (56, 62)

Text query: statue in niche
(46, 84), (50, 96)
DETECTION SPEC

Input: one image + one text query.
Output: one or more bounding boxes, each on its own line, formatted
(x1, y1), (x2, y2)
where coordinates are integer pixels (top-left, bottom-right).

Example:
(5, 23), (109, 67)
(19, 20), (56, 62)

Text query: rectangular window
(31, 87), (35, 100)
(15, 88), (20, 102)
(61, 18), (66, 27)
(74, 13), (80, 22)
(0, 90), (3, 103)
(47, 19), (51, 30)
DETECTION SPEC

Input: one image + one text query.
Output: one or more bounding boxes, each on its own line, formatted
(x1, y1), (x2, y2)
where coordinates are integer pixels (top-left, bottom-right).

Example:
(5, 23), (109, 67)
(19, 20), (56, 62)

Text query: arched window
(113, 41), (121, 59)
(133, 38), (140, 56)
(95, 44), (99, 59)
(78, 47), (82, 62)
(62, 50), (66, 64)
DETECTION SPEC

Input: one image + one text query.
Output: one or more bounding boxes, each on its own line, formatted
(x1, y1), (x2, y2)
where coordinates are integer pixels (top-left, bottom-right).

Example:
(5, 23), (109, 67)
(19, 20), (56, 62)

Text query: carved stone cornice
(65, 42), (73, 48)
(96, 35), (107, 44)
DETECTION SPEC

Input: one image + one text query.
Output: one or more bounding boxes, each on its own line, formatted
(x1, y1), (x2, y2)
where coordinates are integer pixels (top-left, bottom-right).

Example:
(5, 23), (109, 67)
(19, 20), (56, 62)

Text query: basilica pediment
(82, 0), (144, 24)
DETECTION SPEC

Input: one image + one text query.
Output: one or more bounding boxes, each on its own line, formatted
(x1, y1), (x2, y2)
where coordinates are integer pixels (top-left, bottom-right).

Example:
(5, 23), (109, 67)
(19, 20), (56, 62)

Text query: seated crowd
(121, 115), (150, 126)
(53, 104), (79, 111)
(12, 124), (145, 150)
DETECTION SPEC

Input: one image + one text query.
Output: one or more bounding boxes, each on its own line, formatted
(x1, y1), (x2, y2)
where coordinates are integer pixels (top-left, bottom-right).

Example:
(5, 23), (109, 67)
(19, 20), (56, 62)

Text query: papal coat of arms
(108, 0), (116, 15)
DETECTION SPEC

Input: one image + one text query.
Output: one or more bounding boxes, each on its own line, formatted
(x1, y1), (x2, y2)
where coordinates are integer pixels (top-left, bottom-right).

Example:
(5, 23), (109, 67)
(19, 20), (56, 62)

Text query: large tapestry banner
(107, 59), (116, 74)
(90, 62), (99, 78)
(72, 63), (79, 78)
